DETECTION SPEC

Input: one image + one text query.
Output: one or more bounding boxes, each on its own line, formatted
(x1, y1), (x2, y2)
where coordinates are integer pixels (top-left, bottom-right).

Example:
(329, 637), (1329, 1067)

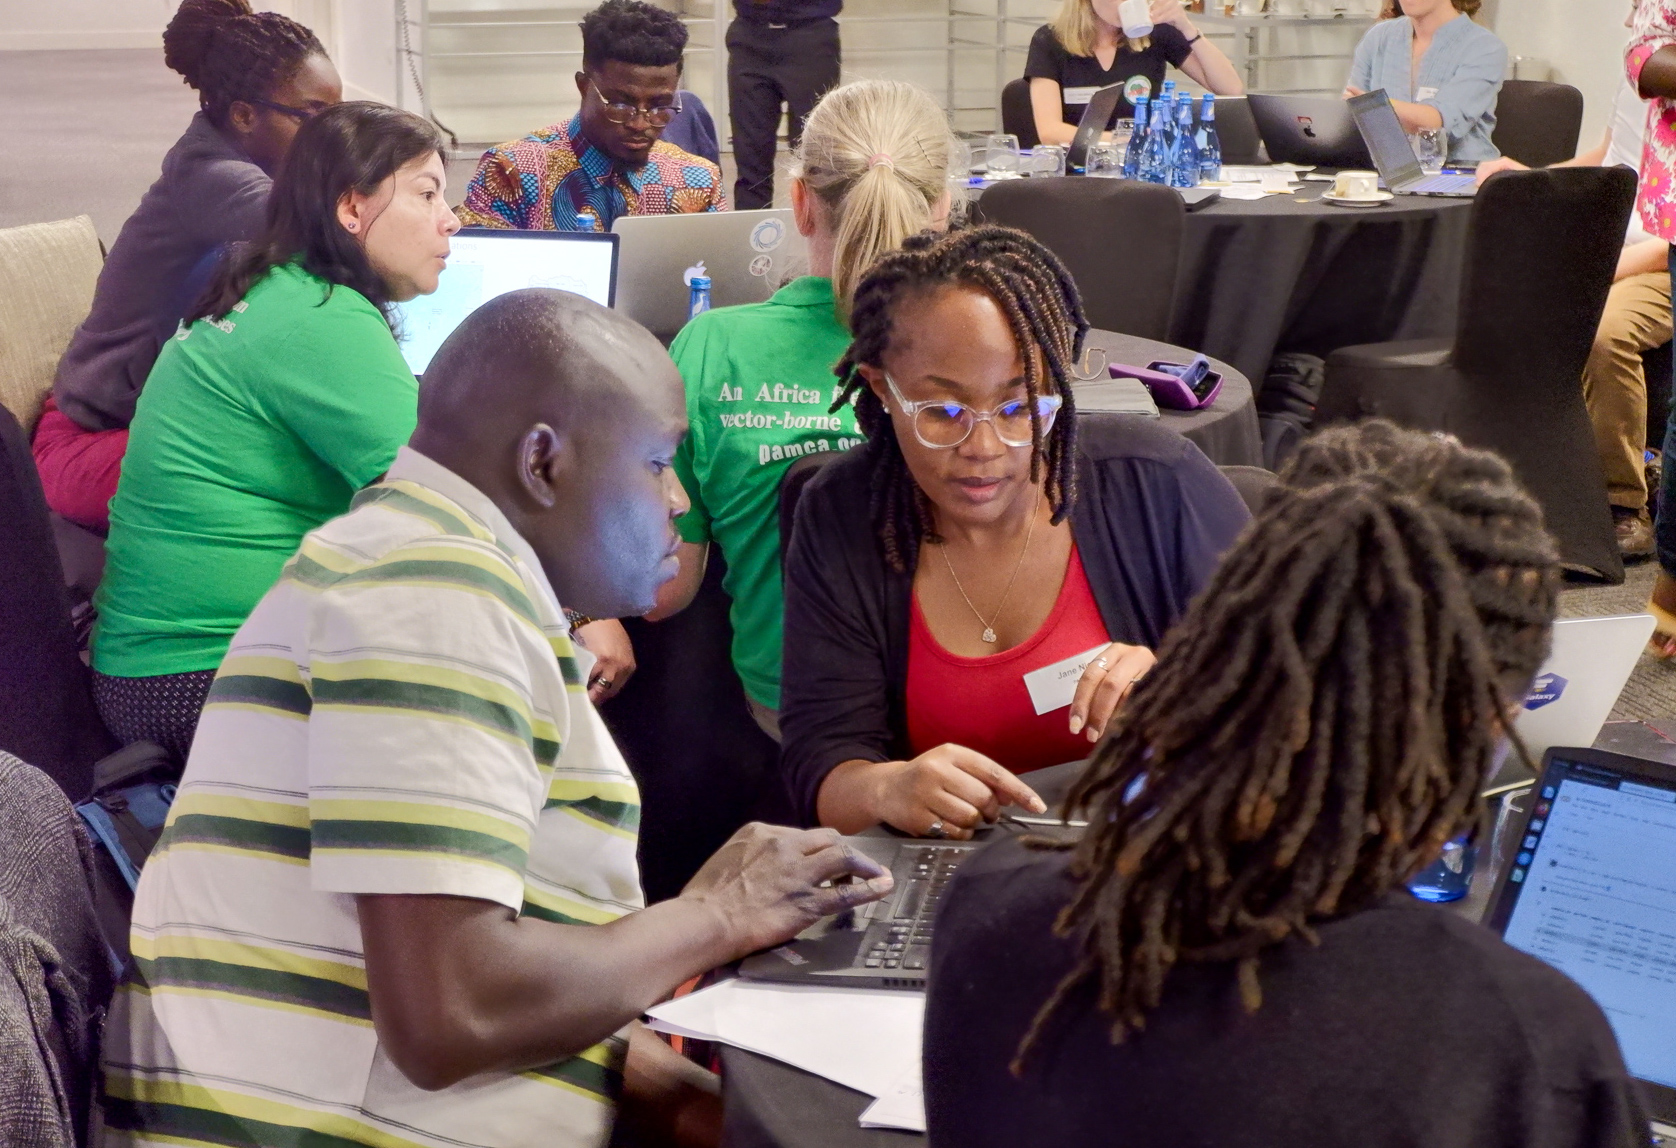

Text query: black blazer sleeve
(779, 447), (903, 826)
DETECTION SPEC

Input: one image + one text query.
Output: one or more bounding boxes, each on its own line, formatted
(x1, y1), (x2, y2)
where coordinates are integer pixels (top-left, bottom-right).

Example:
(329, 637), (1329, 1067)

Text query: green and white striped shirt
(104, 447), (644, 1148)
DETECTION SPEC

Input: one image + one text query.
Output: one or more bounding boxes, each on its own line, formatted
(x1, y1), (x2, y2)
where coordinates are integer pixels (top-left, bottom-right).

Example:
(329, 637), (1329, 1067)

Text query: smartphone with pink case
(1109, 357), (1223, 411)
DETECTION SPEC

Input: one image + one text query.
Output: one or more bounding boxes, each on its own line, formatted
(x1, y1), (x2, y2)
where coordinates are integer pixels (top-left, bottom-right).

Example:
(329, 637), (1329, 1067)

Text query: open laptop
(612, 209), (806, 343)
(1248, 93), (1372, 168)
(1485, 747), (1676, 1137)
(1511, 615), (1655, 768)
(390, 228), (618, 376)
(1067, 82), (1128, 172)
(1348, 89), (1477, 196)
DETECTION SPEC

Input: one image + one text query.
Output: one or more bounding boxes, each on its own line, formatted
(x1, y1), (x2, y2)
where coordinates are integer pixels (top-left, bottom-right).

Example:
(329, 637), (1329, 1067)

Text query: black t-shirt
(1023, 22), (1192, 128)
(925, 838), (1653, 1148)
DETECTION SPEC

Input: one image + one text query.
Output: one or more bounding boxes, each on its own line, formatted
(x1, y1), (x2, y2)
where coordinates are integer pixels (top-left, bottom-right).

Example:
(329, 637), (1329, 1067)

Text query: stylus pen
(998, 812), (1089, 829)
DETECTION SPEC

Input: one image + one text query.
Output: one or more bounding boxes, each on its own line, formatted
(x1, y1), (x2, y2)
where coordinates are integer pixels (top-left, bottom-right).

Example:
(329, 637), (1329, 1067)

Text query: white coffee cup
(1119, 0), (1154, 38)
(1332, 169), (1380, 199)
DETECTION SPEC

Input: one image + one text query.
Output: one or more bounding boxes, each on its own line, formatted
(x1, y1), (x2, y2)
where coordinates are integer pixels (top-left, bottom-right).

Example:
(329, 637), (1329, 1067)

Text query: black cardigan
(778, 414), (1251, 825)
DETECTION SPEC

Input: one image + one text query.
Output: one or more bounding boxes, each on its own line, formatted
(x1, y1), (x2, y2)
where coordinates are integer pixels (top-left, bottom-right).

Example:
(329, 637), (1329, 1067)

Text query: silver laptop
(612, 209), (807, 342)
(1512, 615), (1655, 765)
(1348, 89), (1477, 196)
(1248, 93), (1372, 168)
(390, 227), (619, 376)
(1485, 746), (1676, 1136)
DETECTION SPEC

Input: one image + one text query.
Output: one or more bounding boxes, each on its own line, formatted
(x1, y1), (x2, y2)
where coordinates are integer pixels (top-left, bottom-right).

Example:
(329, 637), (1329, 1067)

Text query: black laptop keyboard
(859, 845), (966, 973)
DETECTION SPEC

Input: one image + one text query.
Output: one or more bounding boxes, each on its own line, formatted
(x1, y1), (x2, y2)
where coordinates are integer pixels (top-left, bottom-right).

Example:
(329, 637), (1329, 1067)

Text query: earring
(346, 221), (358, 232)
(1071, 345), (1109, 381)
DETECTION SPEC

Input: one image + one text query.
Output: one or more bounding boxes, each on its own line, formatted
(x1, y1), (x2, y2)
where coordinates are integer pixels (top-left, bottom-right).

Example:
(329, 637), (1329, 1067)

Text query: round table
(1082, 329), (1262, 468)
(1171, 183), (1472, 387)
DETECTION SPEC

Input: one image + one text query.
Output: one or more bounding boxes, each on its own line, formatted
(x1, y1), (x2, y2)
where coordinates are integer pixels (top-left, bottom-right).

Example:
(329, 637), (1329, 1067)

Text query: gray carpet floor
(10, 47), (1670, 720)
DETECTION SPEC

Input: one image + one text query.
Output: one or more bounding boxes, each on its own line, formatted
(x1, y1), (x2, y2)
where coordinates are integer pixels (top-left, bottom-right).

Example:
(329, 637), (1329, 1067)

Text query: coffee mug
(1332, 169), (1380, 199)
(1118, 0), (1154, 37)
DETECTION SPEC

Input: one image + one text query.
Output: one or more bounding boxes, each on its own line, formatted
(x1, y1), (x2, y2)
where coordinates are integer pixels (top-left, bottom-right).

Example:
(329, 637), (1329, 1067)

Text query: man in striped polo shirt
(103, 290), (893, 1148)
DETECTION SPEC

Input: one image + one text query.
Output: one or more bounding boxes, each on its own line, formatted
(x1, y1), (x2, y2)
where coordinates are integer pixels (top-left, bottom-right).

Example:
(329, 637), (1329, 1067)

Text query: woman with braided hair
(779, 224), (1248, 836)
(34, 0), (340, 532)
(923, 421), (1650, 1148)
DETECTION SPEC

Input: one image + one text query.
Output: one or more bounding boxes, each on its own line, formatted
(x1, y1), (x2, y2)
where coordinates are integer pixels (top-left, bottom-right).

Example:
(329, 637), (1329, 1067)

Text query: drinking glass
(1086, 142), (1126, 178)
(985, 134), (1022, 177)
(1414, 128), (1446, 175)
(1028, 144), (1067, 177)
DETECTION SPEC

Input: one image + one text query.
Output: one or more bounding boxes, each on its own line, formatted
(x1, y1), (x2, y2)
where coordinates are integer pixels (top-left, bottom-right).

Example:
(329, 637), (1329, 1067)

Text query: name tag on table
(1022, 644), (1110, 716)
(1416, 86), (1438, 102)
(1062, 85), (1099, 106)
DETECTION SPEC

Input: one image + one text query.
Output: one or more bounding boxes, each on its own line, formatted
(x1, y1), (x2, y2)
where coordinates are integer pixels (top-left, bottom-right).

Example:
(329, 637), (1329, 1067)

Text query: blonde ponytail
(790, 80), (957, 313)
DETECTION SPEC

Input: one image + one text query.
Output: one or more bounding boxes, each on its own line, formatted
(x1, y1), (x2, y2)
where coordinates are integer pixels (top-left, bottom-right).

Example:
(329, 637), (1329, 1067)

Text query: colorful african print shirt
(103, 446), (644, 1148)
(1629, 2), (1676, 241)
(457, 114), (726, 232)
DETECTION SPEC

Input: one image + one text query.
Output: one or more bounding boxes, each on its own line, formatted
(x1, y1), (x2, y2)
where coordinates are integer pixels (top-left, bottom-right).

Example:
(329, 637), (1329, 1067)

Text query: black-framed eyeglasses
(589, 85), (681, 127)
(249, 98), (324, 122)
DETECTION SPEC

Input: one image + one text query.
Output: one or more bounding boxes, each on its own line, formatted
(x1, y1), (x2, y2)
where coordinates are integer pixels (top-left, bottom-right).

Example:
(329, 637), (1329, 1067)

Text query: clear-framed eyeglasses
(589, 85), (682, 127)
(885, 374), (1063, 449)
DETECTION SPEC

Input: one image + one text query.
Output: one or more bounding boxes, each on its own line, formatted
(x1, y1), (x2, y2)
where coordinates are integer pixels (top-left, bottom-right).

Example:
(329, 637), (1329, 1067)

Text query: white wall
(0, 0), (174, 50)
(1484, 0), (1634, 148)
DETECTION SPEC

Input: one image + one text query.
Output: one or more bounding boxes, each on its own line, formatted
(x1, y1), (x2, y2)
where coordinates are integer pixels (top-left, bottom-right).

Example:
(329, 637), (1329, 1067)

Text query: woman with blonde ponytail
(653, 78), (955, 738)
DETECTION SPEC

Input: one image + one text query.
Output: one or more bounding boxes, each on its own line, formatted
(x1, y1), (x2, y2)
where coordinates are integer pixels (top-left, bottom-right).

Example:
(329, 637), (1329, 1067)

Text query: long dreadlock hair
(1014, 420), (1560, 1069)
(830, 225), (1089, 574)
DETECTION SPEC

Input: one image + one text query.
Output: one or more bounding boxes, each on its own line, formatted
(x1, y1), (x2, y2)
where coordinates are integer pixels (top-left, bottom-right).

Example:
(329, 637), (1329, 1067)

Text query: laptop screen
(391, 229), (619, 375)
(1348, 90), (1423, 186)
(1491, 754), (1676, 1092)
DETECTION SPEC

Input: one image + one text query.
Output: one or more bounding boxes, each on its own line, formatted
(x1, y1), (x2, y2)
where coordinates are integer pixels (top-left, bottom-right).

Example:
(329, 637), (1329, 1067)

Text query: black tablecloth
(1171, 186), (1472, 387)
(1081, 330), (1262, 467)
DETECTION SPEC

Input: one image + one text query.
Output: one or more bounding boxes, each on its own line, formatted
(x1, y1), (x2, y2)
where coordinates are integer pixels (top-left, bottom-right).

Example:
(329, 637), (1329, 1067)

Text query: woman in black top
(778, 226), (1248, 836)
(925, 421), (1651, 1148)
(1026, 0), (1242, 147)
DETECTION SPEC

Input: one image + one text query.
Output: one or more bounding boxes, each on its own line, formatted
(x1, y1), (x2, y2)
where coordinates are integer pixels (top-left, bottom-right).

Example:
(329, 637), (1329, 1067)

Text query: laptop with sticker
(612, 208), (807, 343)
(1512, 614), (1654, 768)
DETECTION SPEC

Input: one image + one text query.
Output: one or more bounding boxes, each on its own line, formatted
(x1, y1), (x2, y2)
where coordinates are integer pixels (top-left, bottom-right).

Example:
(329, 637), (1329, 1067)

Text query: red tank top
(906, 543), (1111, 775)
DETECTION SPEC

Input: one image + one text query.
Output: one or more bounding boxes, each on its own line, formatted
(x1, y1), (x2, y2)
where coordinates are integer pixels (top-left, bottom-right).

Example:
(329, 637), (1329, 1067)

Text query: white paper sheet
(645, 979), (925, 1129)
(859, 1076), (928, 1132)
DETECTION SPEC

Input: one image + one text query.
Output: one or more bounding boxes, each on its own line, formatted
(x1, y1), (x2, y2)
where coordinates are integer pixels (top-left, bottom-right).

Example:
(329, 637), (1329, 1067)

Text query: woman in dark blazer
(778, 225), (1249, 836)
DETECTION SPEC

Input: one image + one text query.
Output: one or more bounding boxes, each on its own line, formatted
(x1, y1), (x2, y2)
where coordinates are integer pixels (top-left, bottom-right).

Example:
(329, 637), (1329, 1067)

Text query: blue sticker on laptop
(1523, 673), (1567, 710)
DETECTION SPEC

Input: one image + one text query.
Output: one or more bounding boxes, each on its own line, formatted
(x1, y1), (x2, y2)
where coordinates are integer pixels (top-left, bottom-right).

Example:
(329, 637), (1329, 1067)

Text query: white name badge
(1062, 85), (1099, 106)
(1022, 644), (1110, 716)
(1415, 86), (1438, 102)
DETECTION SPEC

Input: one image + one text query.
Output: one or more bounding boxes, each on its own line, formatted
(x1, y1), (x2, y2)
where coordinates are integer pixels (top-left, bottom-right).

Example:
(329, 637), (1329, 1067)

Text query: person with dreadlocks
(778, 225), (1249, 838)
(34, 0), (340, 533)
(922, 421), (1651, 1148)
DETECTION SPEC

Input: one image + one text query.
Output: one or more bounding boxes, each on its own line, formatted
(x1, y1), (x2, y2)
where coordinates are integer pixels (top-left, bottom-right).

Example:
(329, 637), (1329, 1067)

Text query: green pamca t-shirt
(93, 261), (418, 678)
(670, 276), (862, 709)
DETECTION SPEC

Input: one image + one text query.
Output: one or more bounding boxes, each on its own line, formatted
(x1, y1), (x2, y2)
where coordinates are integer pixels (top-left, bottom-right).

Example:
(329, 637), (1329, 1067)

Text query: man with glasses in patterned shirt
(458, 0), (727, 232)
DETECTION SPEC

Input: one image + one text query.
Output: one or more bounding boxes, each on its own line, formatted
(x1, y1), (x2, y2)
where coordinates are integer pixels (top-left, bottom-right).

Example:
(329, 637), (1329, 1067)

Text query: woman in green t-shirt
(91, 102), (460, 759)
(656, 79), (957, 738)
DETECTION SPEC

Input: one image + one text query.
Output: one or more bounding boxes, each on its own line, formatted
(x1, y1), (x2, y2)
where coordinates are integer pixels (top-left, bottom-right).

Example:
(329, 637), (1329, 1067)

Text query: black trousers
(726, 17), (841, 210)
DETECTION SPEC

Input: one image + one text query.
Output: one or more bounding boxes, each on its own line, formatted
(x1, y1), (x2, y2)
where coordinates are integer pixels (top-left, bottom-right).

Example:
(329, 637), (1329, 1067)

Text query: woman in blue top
(1343, 0), (1508, 163)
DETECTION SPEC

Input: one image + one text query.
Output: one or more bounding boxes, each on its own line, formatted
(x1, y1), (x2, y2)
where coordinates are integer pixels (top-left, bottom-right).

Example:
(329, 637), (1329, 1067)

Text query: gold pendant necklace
(939, 497), (1040, 644)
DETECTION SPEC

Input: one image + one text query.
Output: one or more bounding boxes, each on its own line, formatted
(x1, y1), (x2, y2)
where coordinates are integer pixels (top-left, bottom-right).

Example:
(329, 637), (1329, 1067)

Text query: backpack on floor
(74, 742), (179, 963)
(1257, 353), (1325, 471)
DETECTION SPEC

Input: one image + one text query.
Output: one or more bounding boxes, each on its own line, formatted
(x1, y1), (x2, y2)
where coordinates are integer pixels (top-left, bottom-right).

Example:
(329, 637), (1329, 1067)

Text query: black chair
(1491, 80), (1585, 168)
(1644, 340), (1673, 455)
(1211, 95), (1263, 165)
(975, 177), (1185, 340)
(779, 450), (842, 567)
(0, 404), (114, 802)
(1000, 78), (1040, 150)
(1316, 166), (1636, 582)
(1220, 464), (1280, 513)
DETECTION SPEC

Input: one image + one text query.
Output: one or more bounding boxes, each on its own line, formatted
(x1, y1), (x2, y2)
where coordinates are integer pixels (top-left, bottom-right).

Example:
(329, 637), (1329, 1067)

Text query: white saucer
(1321, 190), (1394, 206)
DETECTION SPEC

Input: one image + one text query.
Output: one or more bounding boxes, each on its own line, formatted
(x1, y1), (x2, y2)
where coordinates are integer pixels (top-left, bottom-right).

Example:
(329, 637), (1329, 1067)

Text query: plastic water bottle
(1157, 89), (1178, 161)
(1138, 98), (1171, 184)
(688, 275), (712, 321)
(1196, 93), (1222, 183)
(1168, 95), (1201, 187)
(1122, 96), (1149, 180)
(575, 208), (598, 232)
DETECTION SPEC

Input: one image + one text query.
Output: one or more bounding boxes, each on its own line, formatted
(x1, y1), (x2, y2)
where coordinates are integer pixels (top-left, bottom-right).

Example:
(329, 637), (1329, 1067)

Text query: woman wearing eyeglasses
(778, 226), (1250, 839)
(34, 0), (341, 533)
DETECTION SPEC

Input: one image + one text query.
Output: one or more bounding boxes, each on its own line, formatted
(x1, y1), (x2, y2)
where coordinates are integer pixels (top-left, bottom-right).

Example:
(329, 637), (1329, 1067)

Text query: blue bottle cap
(690, 276), (712, 289)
